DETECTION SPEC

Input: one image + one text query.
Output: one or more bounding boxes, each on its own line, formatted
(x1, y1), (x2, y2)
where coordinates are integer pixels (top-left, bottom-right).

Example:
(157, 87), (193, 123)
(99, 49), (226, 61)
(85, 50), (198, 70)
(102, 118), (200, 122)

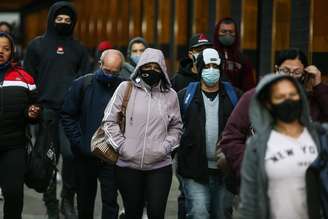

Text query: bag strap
(182, 82), (199, 114)
(222, 81), (238, 107)
(121, 81), (133, 115)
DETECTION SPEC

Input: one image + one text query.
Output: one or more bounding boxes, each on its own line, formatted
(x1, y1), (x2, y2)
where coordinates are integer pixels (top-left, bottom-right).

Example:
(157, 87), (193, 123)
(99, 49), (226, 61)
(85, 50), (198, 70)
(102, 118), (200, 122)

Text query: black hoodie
(24, 1), (91, 111)
(171, 58), (199, 92)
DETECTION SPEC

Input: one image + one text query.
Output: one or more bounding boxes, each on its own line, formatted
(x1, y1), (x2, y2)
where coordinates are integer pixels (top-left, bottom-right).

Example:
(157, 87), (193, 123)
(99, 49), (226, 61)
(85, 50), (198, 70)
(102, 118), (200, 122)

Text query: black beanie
(54, 6), (74, 20)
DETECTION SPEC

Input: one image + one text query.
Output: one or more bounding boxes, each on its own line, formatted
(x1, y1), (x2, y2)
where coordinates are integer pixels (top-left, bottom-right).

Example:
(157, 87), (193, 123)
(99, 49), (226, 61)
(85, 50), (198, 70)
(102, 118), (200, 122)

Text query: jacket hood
(213, 17), (241, 60)
(46, 1), (77, 37)
(130, 48), (171, 89)
(127, 37), (148, 58)
(249, 73), (312, 133)
(177, 58), (195, 76)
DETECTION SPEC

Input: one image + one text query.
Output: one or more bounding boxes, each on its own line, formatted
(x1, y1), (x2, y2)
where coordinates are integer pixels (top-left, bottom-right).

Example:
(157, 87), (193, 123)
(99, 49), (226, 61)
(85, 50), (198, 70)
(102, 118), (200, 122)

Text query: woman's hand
(28, 105), (41, 119)
(305, 65), (321, 87)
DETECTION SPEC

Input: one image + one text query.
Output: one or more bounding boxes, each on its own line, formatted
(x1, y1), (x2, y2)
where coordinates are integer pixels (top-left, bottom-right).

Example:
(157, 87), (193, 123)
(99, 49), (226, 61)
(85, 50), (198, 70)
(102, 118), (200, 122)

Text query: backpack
(25, 109), (58, 193)
(182, 81), (238, 115)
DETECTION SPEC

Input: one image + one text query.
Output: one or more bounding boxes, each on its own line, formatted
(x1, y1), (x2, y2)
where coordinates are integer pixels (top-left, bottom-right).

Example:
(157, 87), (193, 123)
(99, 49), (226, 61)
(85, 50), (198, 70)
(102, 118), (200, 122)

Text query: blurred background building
(0, 0), (327, 78)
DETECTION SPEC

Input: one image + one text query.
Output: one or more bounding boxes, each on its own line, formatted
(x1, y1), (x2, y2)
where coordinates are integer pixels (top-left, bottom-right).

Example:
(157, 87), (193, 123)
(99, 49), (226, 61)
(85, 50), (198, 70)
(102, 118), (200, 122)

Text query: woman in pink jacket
(102, 48), (183, 219)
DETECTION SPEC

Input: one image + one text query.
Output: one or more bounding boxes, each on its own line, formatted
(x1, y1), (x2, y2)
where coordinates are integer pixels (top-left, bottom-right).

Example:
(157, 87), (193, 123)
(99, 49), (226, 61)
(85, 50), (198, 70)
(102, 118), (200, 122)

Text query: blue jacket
(61, 69), (123, 156)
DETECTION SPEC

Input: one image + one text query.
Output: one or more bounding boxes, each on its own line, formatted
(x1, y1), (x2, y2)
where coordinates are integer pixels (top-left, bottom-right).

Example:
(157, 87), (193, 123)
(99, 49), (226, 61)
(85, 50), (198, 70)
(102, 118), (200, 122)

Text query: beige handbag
(91, 82), (133, 164)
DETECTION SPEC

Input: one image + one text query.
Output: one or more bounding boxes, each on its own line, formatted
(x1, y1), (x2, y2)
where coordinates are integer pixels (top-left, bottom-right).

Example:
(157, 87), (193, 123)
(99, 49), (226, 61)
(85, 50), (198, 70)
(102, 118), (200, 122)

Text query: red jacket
(0, 66), (37, 150)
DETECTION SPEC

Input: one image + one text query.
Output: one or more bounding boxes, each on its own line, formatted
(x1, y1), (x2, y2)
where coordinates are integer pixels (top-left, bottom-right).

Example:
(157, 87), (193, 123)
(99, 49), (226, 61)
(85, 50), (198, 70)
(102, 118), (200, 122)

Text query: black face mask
(140, 70), (161, 87)
(54, 23), (72, 36)
(270, 99), (302, 123)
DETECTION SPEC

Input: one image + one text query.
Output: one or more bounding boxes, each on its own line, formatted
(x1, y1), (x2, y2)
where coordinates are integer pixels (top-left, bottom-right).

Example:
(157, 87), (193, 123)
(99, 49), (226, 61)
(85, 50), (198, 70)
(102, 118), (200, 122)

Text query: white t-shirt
(265, 128), (318, 219)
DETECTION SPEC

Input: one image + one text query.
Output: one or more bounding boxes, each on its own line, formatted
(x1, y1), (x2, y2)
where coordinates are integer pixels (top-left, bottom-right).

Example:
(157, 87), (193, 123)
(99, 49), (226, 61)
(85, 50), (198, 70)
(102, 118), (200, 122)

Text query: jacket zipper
(158, 96), (168, 138)
(140, 91), (152, 168)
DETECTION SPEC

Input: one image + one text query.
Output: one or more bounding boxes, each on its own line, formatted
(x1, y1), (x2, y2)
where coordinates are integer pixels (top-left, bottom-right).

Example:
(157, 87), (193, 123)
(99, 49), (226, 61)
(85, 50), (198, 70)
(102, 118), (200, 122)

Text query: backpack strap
(182, 82), (199, 114)
(181, 81), (238, 116)
(222, 81), (238, 107)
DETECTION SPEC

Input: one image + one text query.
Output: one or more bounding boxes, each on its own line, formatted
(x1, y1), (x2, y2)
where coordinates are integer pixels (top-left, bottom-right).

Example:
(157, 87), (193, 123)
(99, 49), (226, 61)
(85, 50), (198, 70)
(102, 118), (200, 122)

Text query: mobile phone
(303, 71), (314, 83)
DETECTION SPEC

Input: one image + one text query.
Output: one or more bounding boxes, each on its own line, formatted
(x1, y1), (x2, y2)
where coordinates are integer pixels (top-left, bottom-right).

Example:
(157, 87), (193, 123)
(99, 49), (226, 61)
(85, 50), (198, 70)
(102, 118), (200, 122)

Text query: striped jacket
(0, 66), (38, 150)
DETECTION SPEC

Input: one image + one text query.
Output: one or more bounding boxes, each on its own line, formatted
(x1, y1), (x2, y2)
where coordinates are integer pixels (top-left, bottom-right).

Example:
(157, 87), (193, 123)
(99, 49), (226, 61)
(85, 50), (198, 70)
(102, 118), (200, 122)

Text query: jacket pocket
(143, 140), (168, 165)
(118, 137), (141, 162)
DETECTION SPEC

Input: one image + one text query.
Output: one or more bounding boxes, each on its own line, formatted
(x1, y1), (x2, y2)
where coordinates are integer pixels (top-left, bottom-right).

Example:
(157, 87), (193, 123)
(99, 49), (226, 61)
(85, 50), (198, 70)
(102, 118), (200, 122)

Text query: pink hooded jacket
(102, 48), (183, 170)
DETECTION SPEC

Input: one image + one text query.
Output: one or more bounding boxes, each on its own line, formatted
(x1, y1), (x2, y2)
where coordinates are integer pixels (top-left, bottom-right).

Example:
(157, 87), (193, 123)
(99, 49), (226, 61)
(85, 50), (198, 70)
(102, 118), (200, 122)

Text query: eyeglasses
(277, 67), (303, 77)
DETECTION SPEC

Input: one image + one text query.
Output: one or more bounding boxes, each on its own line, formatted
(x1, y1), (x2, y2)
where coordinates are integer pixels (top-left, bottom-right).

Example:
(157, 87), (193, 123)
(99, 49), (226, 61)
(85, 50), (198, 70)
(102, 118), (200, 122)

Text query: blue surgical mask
(201, 68), (220, 86)
(130, 55), (141, 65)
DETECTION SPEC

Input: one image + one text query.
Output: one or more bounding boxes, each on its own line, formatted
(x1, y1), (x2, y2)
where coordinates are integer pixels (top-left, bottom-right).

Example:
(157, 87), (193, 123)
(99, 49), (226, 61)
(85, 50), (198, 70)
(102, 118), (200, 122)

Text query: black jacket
(171, 58), (199, 92)
(61, 69), (123, 156)
(177, 82), (241, 182)
(24, 1), (91, 111)
(0, 66), (38, 150)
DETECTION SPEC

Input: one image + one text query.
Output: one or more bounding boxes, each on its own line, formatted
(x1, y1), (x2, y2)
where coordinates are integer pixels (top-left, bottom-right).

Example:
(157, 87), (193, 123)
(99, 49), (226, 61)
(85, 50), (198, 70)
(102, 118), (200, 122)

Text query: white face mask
(201, 67), (220, 86)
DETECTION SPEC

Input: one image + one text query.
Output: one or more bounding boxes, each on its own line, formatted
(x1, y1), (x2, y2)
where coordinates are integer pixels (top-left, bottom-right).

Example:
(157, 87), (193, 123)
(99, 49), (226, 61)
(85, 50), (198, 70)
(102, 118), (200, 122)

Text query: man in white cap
(177, 48), (241, 219)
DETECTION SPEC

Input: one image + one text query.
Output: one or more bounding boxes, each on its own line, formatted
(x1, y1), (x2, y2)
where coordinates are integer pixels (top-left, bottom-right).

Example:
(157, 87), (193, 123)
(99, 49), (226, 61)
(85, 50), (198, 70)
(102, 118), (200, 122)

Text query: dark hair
(159, 72), (170, 92)
(0, 21), (13, 33)
(220, 17), (236, 26)
(276, 48), (308, 67)
(0, 32), (14, 59)
(258, 76), (301, 108)
(196, 52), (205, 77)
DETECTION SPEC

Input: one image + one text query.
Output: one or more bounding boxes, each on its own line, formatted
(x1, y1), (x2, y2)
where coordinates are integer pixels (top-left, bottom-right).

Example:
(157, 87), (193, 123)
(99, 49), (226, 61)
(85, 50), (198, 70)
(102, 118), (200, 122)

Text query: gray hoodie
(127, 37), (148, 67)
(238, 73), (321, 219)
(102, 48), (183, 170)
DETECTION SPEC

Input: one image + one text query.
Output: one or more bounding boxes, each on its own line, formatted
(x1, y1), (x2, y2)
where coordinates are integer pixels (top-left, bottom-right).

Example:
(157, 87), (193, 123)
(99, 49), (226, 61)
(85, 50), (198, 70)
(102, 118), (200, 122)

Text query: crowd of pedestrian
(0, 1), (328, 219)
